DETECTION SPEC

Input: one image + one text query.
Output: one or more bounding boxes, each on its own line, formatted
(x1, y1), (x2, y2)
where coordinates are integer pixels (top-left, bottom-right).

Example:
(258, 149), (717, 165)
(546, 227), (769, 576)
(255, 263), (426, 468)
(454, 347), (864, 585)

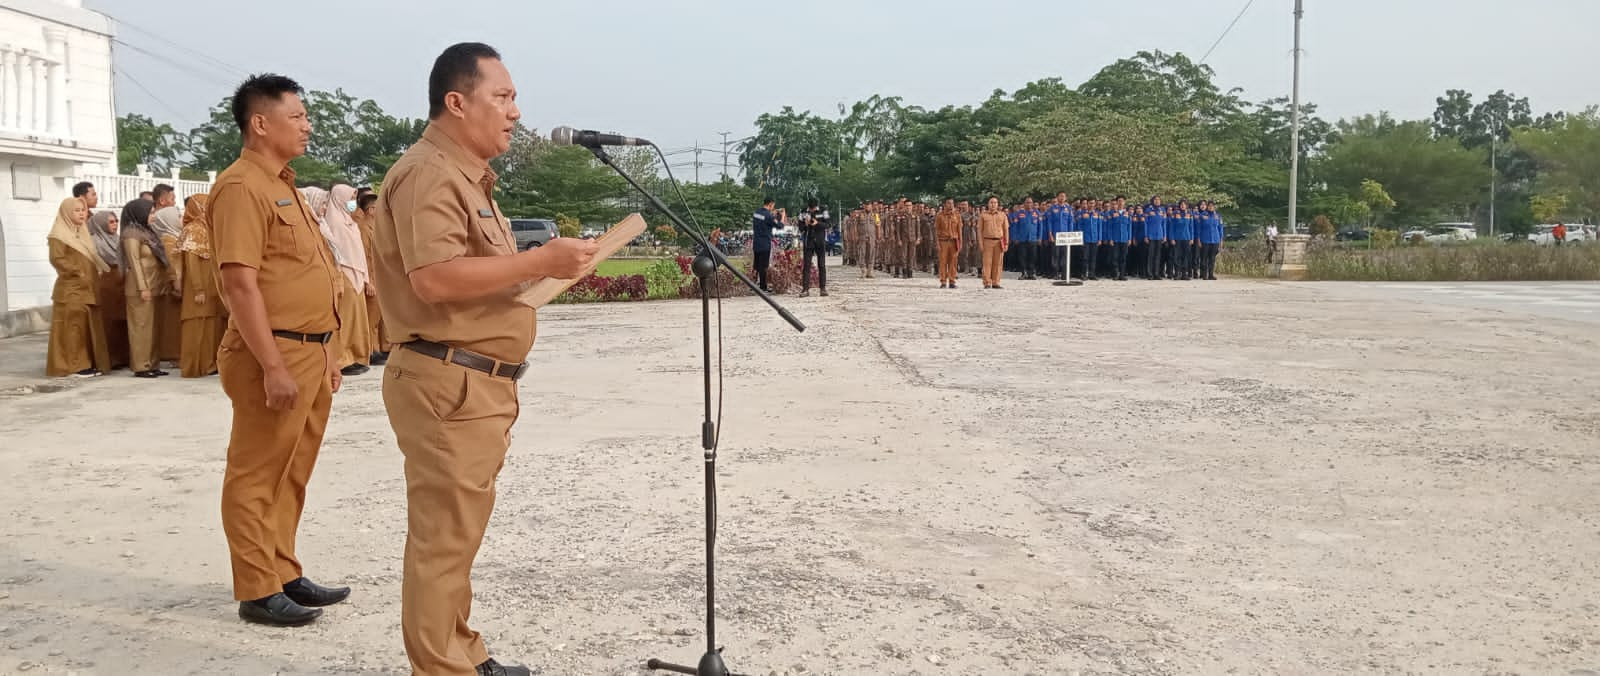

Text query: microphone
(549, 126), (653, 147)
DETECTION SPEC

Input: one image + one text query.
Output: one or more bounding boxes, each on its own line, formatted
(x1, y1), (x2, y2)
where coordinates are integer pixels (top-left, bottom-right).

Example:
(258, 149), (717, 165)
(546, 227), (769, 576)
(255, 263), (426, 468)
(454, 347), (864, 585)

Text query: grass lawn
(595, 258), (666, 277)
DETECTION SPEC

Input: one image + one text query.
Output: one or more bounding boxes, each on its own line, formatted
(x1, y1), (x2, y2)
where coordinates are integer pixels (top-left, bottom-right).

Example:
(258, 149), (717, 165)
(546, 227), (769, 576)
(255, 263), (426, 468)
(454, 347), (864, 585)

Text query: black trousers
(1146, 241), (1164, 279)
(1172, 242), (1190, 278)
(753, 249), (772, 290)
(1189, 242), (1201, 278)
(1020, 241), (1038, 277)
(1112, 242), (1129, 279)
(1081, 242), (1100, 279)
(1051, 244), (1068, 279)
(1201, 243), (1220, 279)
(801, 244), (826, 290)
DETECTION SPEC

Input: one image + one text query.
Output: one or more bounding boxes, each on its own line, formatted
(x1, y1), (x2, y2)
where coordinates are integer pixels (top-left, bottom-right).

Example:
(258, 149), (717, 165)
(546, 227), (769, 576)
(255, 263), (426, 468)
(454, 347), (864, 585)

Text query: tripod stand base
(1053, 279), (1084, 286)
(646, 649), (744, 676)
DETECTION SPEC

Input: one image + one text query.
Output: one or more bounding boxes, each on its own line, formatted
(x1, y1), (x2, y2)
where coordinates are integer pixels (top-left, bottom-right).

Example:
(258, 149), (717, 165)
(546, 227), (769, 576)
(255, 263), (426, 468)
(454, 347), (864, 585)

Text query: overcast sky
(88, 0), (1599, 176)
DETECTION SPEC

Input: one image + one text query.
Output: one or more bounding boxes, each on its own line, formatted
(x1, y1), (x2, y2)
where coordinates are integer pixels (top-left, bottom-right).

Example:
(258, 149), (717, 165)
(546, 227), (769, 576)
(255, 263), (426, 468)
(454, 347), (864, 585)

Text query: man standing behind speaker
(797, 198), (829, 297)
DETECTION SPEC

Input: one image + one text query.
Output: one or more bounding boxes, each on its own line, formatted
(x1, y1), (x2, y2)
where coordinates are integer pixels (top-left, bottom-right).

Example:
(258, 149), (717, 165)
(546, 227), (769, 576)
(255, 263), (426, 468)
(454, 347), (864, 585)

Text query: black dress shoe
(369, 351), (389, 366)
(282, 576), (350, 607)
(477, 658), (536, 676)
(239, 592), (321, 626)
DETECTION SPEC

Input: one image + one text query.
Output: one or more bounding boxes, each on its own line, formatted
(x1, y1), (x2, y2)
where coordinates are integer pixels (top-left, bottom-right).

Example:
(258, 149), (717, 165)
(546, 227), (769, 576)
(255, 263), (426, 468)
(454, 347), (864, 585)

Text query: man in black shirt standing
(797, 198), (830, 297)
(750, 198), (783, 292)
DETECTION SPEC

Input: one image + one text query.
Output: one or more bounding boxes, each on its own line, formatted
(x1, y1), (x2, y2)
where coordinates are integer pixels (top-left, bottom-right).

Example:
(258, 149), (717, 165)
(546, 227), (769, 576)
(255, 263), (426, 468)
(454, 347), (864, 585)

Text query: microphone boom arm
(584, 145), (805, 333)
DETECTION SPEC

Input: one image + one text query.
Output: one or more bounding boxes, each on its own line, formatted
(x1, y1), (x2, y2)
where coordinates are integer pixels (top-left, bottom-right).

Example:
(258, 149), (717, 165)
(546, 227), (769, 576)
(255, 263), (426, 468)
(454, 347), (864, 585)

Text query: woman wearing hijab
(152, 197), (186, 365)
(89, 210), (131, 369)
(174, 193), (226, 377)
(322, 184), (373, 373)
(121, 198), (170, 377)
(302, 185), (370, 377)
(46, 197), (112, 377)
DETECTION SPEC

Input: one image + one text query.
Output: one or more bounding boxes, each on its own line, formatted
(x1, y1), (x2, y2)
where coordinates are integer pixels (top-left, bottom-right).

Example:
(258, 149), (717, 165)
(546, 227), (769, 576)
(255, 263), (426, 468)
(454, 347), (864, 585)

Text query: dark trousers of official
(1081, 242), (1100, 279)
(1051, 245), (1069, 280)
(1171, 243), (1190, 278)
(1112, 242), (1129, 279)
(801, 244), (826, 290)
(753, 249), (772, 291)
(1146, 241), (1164, 279)
(1189, 243), (1202, 278)
(1201, 243), (1220, 279)
(1128, 242), (1142, 278)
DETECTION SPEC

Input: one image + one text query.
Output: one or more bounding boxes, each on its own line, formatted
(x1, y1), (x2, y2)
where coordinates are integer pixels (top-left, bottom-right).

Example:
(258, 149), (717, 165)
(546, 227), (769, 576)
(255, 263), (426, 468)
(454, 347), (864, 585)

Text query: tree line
(117, 50), (1598, 237)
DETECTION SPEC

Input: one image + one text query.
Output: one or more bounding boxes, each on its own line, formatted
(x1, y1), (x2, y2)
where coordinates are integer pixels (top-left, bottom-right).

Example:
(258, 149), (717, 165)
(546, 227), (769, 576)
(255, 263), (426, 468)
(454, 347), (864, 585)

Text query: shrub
(645, 258), (690, 300)
(552, 273), (649, 304)
(1305, 242), (1600, 281)
(1370, 228), (1399, 248)
(1215, 235), (1271, 277)
(680, 249), (803, 298)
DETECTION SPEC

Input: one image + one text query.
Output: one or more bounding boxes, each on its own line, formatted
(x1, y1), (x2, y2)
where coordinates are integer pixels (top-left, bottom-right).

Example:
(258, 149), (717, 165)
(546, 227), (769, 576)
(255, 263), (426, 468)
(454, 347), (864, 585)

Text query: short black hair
(151, 184), (175, 203)
(356, 186), (374, 197)
(72, 181), (93, 197)
(763, 197), (775, 206)
(428, 42), (502, 119)
(357, 193), (378, 210)
(230, 73), (305, 134)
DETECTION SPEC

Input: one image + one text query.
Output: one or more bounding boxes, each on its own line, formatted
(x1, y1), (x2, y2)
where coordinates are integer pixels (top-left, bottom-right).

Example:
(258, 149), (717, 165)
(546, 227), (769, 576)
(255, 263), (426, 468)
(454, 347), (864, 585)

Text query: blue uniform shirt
(1108, 209), (1132, 243)
(1199, 211), (1224, 244)
(1044, 204), (1074, 236)
(1131, 215), (1145, 242)
(1008, 210), (1025, 242)
(751, 207), (780, 252)
(1170, 211), (1194, 241)
(1077, 210), (1102, 243)
(1144, 206), (1167, 241)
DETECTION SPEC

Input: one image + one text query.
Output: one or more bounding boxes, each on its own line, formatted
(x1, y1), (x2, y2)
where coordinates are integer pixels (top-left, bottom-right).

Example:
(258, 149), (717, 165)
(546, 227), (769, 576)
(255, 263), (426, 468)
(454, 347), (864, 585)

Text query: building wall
(0, 0), (117, 320)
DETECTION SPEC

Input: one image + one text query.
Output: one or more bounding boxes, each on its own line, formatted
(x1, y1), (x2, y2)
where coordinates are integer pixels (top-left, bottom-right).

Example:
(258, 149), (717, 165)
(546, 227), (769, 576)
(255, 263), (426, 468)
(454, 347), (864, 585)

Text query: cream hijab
(321, 184), (368, 289)
(47, 197), (109, 274)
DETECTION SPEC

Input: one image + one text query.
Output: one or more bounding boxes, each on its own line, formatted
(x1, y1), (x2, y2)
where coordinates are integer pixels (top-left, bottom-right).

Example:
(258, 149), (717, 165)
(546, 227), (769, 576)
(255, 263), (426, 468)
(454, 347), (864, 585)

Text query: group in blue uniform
(1006, 195), (1225, 282)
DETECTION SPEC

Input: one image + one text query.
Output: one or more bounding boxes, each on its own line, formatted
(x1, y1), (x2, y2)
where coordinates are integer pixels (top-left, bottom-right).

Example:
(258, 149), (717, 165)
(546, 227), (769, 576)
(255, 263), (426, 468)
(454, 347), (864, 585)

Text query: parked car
(510, 218), (559, 250)
(1528, 223), (1594, 246)
(1401, 223), (1477, 244)
(1336, 228), (1370, 241)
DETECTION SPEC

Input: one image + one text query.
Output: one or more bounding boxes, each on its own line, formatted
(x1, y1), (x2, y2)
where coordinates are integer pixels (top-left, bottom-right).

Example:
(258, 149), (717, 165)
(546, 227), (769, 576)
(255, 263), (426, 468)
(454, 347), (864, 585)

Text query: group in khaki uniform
(934, 198), (962, 288)
(371, 42), (596, 676)
(119, 198), (169, 377)
(210, 74), (351, 628)
(44, 196), (111, 377)
(173, 194), (228, 378)
(151, 187), (185, 366)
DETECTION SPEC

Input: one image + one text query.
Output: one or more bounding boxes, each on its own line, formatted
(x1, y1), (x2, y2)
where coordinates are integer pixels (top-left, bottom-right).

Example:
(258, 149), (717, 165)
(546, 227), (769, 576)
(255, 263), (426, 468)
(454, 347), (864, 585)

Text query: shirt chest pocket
(270, 202), (315, 262)
(469, 201), (512, 253)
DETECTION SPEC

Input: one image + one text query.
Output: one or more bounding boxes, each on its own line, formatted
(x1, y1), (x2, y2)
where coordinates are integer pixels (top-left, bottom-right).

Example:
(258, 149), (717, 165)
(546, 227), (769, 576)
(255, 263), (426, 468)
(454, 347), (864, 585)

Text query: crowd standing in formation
(43, 181), (390, 381)
(839, 194), (1228, 288)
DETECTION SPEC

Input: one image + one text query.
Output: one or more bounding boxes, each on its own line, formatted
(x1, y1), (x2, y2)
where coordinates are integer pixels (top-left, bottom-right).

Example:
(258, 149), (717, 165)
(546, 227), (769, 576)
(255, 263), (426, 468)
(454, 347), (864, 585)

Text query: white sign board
(1055, 231), (1084, 247)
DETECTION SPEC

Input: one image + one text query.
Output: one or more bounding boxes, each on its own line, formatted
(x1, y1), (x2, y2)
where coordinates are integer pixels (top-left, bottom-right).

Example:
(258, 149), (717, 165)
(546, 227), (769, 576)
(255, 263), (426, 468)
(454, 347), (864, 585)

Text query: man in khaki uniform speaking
(210, 74), (349, 627)
(372, 42), (598, 676)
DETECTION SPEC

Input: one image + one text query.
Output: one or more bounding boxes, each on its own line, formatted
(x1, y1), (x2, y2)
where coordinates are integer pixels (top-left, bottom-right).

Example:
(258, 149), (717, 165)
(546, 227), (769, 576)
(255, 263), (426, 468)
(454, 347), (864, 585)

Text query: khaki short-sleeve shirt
(209, 148), (340, 334)
(373, 124), (535, 364)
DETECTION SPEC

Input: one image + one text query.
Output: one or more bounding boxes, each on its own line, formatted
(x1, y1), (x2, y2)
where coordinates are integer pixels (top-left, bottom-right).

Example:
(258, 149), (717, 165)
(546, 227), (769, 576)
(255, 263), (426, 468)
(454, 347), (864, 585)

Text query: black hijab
(119, 199), (169, 268)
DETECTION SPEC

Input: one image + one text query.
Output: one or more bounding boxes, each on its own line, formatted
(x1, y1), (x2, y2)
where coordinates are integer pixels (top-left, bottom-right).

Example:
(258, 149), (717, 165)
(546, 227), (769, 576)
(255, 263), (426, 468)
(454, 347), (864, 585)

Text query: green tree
(116, 114), (183, 175)
(1515, 107), (1600, 221)
(1358, 179), (1397, 229)
(1079, 50), (1246, 124)
(739, 107), (847, 208)
(1529, 193), (1569, 223)
(1317, 115), (1488, 226)
(963, 103), (1218, 202)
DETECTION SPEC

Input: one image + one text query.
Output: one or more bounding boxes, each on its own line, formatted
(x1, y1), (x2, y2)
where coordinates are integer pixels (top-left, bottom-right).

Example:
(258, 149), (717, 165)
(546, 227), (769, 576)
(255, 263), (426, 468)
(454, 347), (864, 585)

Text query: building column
(0, 48), (12, 129)
(44, 27), (70, 137)
(30, 53), (47, 133)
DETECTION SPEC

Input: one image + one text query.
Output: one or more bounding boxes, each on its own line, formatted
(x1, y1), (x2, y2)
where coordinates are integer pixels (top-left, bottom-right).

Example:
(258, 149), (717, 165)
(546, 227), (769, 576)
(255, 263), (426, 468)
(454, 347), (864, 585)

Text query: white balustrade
(0, 36), (72, 138)
(78, 168), (218, 210)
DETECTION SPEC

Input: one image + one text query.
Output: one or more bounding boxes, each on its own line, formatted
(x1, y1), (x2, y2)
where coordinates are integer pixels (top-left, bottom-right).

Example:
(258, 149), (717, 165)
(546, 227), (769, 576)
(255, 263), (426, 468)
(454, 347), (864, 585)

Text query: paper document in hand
(514, 213), (648, 308)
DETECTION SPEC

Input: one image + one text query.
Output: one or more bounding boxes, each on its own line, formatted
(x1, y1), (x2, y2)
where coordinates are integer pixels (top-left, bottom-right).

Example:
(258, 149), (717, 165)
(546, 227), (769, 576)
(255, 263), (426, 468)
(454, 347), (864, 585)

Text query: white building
(0, 0), (117, 337)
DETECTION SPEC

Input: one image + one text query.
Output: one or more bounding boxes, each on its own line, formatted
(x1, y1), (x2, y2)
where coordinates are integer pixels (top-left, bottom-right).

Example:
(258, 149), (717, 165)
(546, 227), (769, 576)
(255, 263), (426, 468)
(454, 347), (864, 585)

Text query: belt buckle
(511, 362), (529, 381)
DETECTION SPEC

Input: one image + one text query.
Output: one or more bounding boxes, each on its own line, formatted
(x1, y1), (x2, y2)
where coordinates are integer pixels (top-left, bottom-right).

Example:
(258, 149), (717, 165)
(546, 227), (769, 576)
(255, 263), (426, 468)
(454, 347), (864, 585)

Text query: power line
(113, 39), (239, 90)
(107, 15), (249, 79)
(1199, 0), (1257, 65)
(115, 67), (197, 129)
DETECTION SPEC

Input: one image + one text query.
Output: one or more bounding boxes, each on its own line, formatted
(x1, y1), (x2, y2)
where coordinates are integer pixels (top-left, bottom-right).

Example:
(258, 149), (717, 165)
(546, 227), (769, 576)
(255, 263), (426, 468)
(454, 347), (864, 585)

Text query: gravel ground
(2, 267), (1597, 675)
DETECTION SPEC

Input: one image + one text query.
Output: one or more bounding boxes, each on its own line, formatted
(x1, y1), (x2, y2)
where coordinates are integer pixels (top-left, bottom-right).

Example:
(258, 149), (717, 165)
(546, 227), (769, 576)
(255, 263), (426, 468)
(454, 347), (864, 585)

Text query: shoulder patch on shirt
(275, 199), (293, 206)
(478, 208), (494, 218)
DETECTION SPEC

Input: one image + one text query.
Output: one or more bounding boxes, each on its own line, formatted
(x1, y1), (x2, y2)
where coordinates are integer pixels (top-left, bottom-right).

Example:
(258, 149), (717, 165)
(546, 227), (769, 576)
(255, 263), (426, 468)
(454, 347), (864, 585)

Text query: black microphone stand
(583, 143), (805, 676)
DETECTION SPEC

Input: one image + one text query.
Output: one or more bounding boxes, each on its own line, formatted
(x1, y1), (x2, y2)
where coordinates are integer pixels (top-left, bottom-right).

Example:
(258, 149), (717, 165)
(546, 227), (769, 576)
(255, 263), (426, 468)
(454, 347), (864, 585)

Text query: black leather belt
(272, 330), (332, 343)
(400, 339), (528, 381)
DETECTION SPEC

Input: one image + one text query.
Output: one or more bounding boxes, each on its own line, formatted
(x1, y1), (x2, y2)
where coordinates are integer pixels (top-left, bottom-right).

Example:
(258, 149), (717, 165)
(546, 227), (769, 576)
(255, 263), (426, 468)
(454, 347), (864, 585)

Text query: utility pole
(694, 140), (702, 184)
(1287, 0), (1304, 236)
(719, 131), (731, 182)
(1489, 115), (1499, 239)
